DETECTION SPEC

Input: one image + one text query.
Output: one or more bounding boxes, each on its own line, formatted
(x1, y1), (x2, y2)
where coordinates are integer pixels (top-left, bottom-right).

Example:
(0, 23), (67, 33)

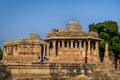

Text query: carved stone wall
(3, 33), (46, 62)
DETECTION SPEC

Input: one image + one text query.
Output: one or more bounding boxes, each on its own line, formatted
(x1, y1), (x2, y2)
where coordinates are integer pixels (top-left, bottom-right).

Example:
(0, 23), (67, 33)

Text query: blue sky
(0, 0), (120, 47)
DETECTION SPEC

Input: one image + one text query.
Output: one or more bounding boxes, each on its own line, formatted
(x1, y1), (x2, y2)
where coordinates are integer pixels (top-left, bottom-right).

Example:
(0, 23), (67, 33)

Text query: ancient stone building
(3, 21), (101, 64)
(1, 21), (118, 80)
(3, 33), (46, 62)
(46, 21), (101, 63)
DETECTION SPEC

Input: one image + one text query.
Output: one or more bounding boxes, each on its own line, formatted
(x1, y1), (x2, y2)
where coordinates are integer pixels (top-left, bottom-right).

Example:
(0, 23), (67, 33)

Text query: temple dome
(64, 21), (83, 31)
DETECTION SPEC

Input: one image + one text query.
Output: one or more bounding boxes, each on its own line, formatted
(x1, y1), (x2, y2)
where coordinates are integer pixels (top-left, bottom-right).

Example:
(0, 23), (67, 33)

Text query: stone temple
(1, 21), (119, 80)
(3, 21), (101, 64)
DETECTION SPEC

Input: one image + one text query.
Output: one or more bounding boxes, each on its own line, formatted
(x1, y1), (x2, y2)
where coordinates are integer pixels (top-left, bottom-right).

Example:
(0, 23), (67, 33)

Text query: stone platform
(0, 62), (115, 80)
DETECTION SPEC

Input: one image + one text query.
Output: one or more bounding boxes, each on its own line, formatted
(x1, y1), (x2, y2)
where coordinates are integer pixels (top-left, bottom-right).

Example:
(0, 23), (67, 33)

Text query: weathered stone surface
(1, 21), (119, 80)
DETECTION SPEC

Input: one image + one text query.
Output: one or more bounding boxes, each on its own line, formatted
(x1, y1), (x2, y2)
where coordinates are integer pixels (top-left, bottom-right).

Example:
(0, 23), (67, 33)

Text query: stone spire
(64, 21), (83, 31)
(104, 42), (110, 63)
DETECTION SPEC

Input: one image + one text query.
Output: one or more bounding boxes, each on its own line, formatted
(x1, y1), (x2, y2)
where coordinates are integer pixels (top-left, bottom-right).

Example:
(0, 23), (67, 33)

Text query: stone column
(13, 45), (18, 57)
(62, 40), (64, 48)
(39, 45), (41, 56)
(83, 41), (86, 56)
(94, 41), (100, 64)
(53, 40), (56, 56)
(43, 45), (46, 58)
(75, 41), (77, 48)
(79, 40), (84, 56)
(91, 42), (94, 56)
(67, 40), (69, 48)
(3, 47), (7, 56)
(95, 41), (99, 53)
(104, 42), (108, 57)
(87, 40), (91, 57)
(71, 40), (73, 48)
(79, 40), (82, 49)
(47, 43), (49, 56)
(58, 41), (60, 48)
(104, 42), (109, 63)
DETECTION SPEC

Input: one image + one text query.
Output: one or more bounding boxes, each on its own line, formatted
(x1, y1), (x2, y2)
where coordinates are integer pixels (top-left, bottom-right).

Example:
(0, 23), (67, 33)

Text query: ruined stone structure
(3, 21), (101, 64)
(1, 21), (118, 80)
(3, 33), (46, 62)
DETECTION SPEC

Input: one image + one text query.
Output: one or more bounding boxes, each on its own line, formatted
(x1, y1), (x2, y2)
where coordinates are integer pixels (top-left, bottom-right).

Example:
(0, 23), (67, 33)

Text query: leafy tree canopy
(89, 20), (120, 59)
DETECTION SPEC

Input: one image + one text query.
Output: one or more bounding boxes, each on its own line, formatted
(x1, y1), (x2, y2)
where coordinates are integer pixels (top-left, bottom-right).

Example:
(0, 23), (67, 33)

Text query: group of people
(38, 56), (49, 62)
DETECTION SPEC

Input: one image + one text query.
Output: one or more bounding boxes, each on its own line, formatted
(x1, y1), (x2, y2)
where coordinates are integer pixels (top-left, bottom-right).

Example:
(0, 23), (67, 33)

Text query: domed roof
(64, 21), (83, 31)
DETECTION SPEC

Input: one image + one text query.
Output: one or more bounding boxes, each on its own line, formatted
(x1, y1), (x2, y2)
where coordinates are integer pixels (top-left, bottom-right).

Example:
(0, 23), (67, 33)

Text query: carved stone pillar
(43, 45), (46, 57)
(58, 40), (60, 48)
(62, 40), (64, 48)
(83, 41), (86, 56)
(91, 42), (93, 56)
(104, 42), (109, 63)
(53, 40), (56, 56)
(47, 43), (49, 56)
(71, 40), (73, 48)
(13, 45), (18, 57)
(75, 41), (77, 48)
(94, 41), (100, 64)
(4, 46), (7, 56)
(95, 41), (99, 52)
(79, 40), (82, 49)
(67, 40), (69, 48)
(87, 40), (91, 57)
(104, 42), (108, 57)
(39, 45), (41, 56)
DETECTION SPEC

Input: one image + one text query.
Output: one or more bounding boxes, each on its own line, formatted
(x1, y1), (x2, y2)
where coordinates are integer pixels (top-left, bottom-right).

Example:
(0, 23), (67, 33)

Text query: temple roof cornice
(45, 37), (102, 41)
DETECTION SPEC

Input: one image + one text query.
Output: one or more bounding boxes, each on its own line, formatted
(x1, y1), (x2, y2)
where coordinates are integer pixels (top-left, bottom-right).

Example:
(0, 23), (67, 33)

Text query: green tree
(0, 48), (3, 60)
(89, 20), (120, 62)
(111, 43), (120, 56)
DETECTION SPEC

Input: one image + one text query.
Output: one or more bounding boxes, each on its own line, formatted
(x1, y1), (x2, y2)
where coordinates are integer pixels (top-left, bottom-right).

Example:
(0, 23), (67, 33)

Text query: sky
(0, 0), (120, 48)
